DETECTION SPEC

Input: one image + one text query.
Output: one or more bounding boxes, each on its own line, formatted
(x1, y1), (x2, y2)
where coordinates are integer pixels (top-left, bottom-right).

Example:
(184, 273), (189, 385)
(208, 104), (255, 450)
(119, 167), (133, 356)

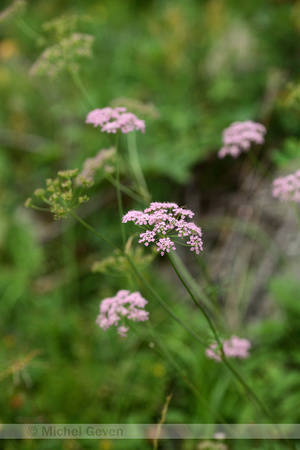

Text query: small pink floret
(96, 290), (149, 338)
(218, 121), (266, 159)
(272, 170), (300, 203)
(86, 106), (145, 134)
(206, 336), (251, 362)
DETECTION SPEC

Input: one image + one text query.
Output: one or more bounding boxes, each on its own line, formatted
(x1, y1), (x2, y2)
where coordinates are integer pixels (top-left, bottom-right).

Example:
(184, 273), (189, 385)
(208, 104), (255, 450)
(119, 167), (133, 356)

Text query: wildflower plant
(30, 33), (94, 79)
(1, 0), (298, 438)
(218, 120), (266, 159)
(27, 10), (95, 107)
(96, 290), (149, 338)
(86, 107), (146, 134)
(272, 169), (300, 203)
(206, 336), (251, 362)
(26, 100), (291, 432)
(122, 202), (203, 256)
(76, 147), (116, 187)
(85, 105), (150, 202)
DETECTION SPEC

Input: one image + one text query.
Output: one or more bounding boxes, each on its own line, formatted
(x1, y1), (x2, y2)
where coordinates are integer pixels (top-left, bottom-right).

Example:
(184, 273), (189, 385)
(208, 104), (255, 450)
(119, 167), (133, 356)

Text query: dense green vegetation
(1, 0), (300, 449)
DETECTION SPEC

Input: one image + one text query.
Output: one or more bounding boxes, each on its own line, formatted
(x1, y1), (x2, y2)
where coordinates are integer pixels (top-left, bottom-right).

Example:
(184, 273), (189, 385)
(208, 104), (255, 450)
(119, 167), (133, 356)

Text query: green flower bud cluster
(30, 33), (94, 79)
(25, 169), (90, 220)
(43, 14), (90, 42)
(29, 12), (94, 79)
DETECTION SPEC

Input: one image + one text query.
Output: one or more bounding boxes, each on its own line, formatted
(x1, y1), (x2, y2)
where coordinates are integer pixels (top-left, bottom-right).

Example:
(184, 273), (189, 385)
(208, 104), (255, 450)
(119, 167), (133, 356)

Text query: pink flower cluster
(86, 106), (145, 134)
(122, 202), (203, 256)
(206, 336), (251, 362)
(96, 290), (149, 338)
(218, 121), (266, 158)
(77, 147), (116, 186)
(272, 170), (300, 203)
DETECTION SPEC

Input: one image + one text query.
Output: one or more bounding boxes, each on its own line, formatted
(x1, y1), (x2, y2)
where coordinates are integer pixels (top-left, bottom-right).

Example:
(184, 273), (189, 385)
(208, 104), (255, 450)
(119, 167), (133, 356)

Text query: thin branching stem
(69, 211), (118, 250)
(71, 70), (94, 109)
(115, 132), (126, 247)
(70, 213), (207, 346)
(167, 253), (287, 429)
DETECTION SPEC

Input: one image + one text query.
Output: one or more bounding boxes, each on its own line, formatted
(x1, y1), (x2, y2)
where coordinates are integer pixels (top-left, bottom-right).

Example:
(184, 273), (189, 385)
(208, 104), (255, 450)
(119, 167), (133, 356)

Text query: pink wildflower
(86, 106), (145, 134)
(206, 336), (251, 362)
(218, 121), (266, 159)
(117, 326), (130, 338)
(96, 290), (149, 338)
(272, 170), (300, 203)
(77, 147), (116, 186)
(122, 202), (203, 256)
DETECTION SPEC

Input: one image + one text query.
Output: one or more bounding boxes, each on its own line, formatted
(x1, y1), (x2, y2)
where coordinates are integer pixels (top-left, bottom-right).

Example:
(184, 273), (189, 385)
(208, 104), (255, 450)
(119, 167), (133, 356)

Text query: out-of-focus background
(1, 0), (300, 449)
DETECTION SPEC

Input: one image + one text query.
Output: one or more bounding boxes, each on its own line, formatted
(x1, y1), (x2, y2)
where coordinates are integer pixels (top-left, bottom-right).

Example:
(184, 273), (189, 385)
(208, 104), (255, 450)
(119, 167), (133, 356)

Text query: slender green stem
(125, 253), (207, 347)
(132, 322), (227, 424)
(168, 253), (220, 342)
(69, 211), (119, 250)
(222, 357), (276, 421)
(246, 150), (270, 179)
(194, 254), (222, 315)
(16, 18), (44, 41)
(127, 131), (150, 201)
(115, 133), (126, 247)
(61, 220), (79, 303)
(170, 251), (214, 313)
(167, 254), (286, 427)
(223, 359), (294, 445)
(105, 172), (147, 206)
(26, 203), (50, 212)
(71, 70), (94, 109)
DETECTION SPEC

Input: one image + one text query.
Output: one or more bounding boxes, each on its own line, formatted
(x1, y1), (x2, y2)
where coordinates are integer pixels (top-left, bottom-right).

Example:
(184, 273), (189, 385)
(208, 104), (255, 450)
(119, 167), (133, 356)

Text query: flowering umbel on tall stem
(272, 170), (300, 203)
(218, 121), (266, 159)
(86, 107), (145, 134)
(76, 147), (116, 186)
(96, 290), (149, 337)
(122, 202), (203, 256)
(206, 336), (251, 362)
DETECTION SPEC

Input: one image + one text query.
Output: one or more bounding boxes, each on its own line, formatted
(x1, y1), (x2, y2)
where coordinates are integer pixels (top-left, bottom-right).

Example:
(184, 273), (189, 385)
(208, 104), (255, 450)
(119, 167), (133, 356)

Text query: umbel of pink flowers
(86, 106), (145, 134)
(206, 336), (251, 362)
(122, 202), (203, 256)
(96, 290), (149, 338)
(77, 147), (116, 186)
(218, 120), (266, 158)
(272, 169), (300, 203)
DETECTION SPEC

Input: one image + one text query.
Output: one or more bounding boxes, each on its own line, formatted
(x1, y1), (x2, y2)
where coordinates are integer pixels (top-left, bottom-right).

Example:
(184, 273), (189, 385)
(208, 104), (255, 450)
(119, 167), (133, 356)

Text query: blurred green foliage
(1, 0), (300, 449)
